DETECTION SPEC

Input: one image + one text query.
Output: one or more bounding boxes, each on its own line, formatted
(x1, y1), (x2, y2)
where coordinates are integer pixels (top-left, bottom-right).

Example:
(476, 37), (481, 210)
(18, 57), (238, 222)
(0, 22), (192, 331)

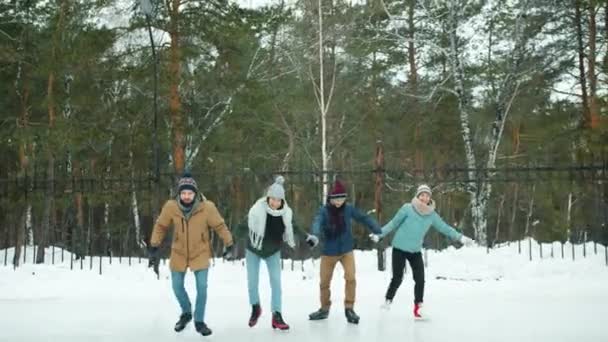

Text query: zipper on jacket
(181, 217), (189, 269)
(185, 219), (190, 268)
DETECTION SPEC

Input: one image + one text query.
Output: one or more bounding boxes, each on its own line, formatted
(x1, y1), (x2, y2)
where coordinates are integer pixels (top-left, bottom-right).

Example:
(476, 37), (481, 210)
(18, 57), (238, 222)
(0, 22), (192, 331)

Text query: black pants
(385, 248), (424, 304)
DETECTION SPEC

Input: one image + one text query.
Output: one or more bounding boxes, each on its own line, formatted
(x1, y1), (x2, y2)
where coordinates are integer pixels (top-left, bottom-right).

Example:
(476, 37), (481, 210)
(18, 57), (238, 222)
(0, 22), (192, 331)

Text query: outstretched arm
(292, 217), (311, 239)
(311, 207), (326, 237)
(380, 206), (408, 238)
(352, 206), (382, 234)
(431, 213), (462, 241)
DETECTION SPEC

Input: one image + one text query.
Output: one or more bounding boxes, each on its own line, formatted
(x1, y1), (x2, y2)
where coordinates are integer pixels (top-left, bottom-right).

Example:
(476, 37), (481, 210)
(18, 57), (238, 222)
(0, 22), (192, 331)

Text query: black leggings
(385, 248), (425, 304)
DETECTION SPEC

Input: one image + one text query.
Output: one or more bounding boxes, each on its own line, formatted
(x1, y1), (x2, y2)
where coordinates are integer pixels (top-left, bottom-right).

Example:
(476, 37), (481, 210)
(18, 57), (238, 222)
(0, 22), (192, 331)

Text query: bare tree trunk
(104, 200), (111, 256)
(104, 146), (112, 257)
(168, 0), (184, 174)
(73, 162), (84, 259)
(14, 21), (31, 267)
(407, 0), (422, 171)
(575, 0), (591, 125)
(567, 191), (574, 231)
(487, 3), (496, 94)
(13, 209), (26, 267)
(38, 0), (67, 264)
(492, 194), (506, 247)
(319, 0), (329, 200)
(587, 0), (600, 128)
(87, 195), (93, 265)
(524, 185), (536, 237)
(445, 1), (528, 246)
(309, 0), (337, 200)
(375, 141), (385, 271)
(37, 158), (54, 264)
(26, 205), (33, 247)
(507, 123), (521, 241)
(446, 2), (485, 244)
(406, 0), (417, 91)
(129, 150), (143, 251)
(508, 184), (519, 240)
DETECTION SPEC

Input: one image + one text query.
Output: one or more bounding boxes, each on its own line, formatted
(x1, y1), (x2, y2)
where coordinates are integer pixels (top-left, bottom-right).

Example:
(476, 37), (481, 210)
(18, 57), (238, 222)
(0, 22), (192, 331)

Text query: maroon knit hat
(328, 180), (347, 199)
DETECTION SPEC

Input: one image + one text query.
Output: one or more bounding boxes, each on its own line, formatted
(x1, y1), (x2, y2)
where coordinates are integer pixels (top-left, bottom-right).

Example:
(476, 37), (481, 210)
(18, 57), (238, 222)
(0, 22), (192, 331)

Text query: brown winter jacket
(150, 198), (233, 272)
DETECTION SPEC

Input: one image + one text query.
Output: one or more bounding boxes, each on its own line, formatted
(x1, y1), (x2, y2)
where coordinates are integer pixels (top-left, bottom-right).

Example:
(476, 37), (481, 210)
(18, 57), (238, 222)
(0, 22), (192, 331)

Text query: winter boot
(195, 322), (212, 336)
(308, 308), (329, 320)
(174, 312), (192, 332)
(271, 312), (290, 330)
(249, 304), (262, 327)
(345, 308), (360, 324)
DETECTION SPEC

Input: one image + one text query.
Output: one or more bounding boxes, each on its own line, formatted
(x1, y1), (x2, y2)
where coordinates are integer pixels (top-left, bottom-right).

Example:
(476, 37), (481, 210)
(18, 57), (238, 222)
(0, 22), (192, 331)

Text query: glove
(148, 246), (160, 276)
(459, 235), (474, 247)
(306, 234), (319, 248)
(223, 244), (236, 260)
(369, 234), (380, 243)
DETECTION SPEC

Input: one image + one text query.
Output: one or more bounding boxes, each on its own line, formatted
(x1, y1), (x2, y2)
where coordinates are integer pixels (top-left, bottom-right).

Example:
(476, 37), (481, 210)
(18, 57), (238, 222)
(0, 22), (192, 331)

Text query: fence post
(518, 239), (521, 254)
(70, 231), (74, 270)
(3, 216), (8, 266)
(89, 206), (93, 271)
(583, 230), (587, 258)
(594, 241), (597, 255)
(572, 240), (575, 261)
(119, 223), (123, 264)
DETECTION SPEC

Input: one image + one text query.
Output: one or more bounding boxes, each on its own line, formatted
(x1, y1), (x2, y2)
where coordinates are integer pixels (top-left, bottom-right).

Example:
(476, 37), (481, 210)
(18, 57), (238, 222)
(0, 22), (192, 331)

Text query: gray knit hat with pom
(415, 184), (432, 198)
(266, 176), (286, 200)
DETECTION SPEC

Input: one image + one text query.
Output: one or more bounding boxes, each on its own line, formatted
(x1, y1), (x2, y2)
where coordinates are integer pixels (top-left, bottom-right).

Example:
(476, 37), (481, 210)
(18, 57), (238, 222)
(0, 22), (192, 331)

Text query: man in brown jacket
(148, 172), (234, 337)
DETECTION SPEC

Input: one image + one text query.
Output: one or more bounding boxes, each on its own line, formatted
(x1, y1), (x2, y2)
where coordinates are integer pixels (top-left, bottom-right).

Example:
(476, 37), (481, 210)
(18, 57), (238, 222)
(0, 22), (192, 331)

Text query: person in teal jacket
(370, 184), (474, 319)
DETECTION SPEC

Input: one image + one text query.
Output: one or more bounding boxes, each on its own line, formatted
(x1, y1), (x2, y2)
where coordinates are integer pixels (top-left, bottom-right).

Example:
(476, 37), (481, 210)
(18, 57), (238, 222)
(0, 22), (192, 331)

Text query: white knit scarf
(247, 197), (295, 250)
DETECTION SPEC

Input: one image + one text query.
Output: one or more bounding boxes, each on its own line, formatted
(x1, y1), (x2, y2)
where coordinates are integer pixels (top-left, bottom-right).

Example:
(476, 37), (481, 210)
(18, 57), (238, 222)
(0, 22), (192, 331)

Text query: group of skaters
(147, 172), (474, 336)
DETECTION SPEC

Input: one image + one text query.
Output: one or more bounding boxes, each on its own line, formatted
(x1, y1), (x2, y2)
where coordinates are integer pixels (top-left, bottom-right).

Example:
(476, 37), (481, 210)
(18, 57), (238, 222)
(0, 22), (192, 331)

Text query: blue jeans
(246, 250), (282, 313)
(171, 269), (208, 323)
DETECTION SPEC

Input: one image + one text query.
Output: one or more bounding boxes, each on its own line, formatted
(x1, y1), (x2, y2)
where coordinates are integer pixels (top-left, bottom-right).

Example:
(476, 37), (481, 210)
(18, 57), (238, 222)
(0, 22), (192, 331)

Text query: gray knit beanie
(266, 176), (286, 200)
(415, 184), (432, 198)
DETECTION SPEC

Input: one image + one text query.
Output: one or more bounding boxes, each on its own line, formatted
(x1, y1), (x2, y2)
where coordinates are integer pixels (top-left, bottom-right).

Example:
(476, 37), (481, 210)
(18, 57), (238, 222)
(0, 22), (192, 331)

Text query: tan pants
(319, 252), (356, 309)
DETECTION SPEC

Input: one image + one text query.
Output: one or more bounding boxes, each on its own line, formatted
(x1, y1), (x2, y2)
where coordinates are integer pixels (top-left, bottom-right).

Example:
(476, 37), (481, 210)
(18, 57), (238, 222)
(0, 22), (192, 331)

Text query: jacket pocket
(188, 225), (208, 259)
(171, 220), (185, 253)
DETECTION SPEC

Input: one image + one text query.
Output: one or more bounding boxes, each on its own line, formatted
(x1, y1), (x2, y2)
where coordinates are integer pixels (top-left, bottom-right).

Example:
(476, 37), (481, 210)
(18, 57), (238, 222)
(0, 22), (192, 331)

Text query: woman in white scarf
(245, 176), (318, 331)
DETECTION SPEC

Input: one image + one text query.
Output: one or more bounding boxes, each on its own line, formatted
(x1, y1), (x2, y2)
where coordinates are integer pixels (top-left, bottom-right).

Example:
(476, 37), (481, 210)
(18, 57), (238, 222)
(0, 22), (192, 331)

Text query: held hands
(306, 234), (319, 248)
(223, 244), (236, 261)
(369, 234), (381, 243)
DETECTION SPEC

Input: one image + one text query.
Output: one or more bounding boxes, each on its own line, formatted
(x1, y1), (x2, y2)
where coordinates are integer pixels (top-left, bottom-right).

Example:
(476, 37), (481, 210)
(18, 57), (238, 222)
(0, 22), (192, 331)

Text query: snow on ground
(1, 242), (607, 342)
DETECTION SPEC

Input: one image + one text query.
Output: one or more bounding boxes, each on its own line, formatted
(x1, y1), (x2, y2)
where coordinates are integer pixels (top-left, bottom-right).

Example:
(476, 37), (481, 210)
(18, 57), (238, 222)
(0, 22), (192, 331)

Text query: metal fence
(1, 160), (608, 271)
